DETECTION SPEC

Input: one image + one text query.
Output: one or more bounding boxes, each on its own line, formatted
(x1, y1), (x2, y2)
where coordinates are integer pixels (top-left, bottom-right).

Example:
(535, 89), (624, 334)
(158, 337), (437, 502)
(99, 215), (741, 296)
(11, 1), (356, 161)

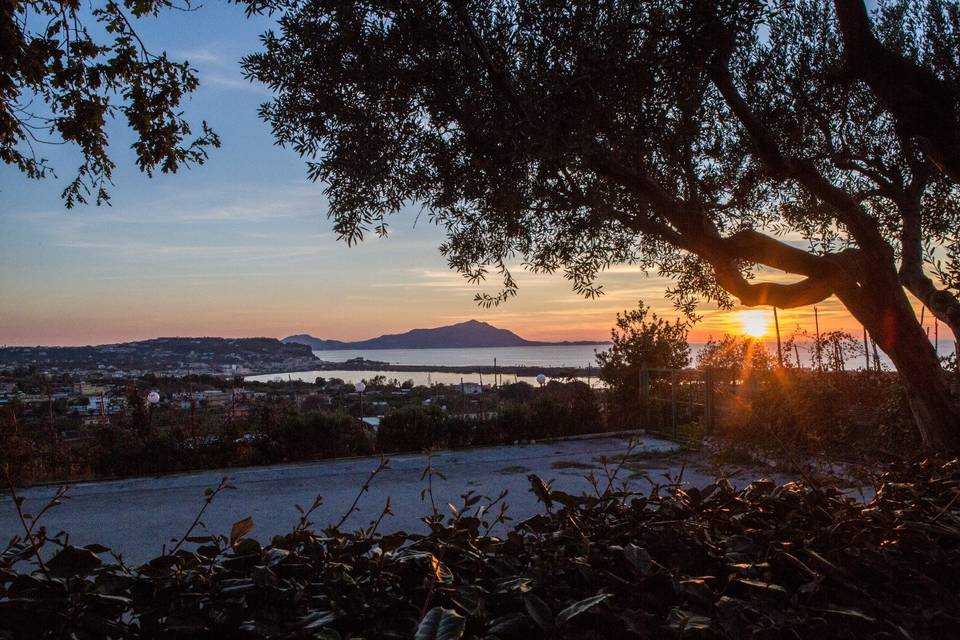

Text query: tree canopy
(1, 0), (219, 206)
(240, 0), (960, 449)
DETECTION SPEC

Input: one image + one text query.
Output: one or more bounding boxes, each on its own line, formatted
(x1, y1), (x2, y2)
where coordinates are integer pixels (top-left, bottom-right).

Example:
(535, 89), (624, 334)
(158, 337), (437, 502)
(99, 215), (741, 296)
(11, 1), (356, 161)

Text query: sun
(738, 310), (771, 338)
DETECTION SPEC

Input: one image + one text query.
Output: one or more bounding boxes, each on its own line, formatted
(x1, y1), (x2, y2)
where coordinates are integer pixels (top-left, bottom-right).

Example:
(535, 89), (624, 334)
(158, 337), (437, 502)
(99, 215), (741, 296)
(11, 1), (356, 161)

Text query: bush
(377, 405), (448, 452)
(597, 301), (690, 427)
(711, 369), (919, 459)
(277, 411), (374, 460)
(4, 457), (959, 638)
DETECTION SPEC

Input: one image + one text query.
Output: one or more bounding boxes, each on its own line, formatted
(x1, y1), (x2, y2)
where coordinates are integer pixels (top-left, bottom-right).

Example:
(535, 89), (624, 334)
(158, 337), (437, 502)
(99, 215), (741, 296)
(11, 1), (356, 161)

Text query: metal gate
(638, 365), (715, 441)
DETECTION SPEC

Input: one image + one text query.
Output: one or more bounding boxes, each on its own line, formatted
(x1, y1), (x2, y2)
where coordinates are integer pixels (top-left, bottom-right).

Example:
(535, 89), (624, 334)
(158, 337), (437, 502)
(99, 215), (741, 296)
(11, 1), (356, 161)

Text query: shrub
(711, 369), (919, 459)
(278, 411), (373, 460)
(377, 405), (448, 452)
(597, 301), (689, 427)
(4, 457), (959, 638)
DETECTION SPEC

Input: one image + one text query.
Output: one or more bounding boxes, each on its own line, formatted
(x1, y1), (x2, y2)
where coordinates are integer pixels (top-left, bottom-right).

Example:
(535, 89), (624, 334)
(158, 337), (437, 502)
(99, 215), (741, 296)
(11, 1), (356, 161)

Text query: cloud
(203, 73), (272, 95)
(177, 48), (226, 65)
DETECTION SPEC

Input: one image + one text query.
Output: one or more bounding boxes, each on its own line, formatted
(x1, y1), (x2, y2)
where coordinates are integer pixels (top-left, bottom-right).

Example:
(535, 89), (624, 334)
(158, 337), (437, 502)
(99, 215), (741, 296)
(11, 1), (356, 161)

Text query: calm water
(245, 345), (608, 387)
(310, 345), (609, 368)
(246, 341), (951, 387)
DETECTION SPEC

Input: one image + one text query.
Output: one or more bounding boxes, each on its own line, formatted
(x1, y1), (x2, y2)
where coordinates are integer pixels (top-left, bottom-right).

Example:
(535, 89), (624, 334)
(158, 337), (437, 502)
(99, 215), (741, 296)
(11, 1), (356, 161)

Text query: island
(283, 319), (608, 350)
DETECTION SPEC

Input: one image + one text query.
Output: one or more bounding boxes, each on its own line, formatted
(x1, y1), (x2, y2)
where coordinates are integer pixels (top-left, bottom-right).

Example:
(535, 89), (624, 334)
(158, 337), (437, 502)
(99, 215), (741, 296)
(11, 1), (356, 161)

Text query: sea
(245, 341), (950, 387)
(246, 345), (609, 387)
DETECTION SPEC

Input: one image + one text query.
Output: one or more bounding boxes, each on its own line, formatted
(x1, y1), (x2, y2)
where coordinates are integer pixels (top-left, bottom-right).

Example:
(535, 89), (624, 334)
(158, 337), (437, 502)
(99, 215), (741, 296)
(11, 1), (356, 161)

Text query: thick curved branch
(834, 0), (960, 183)
(901, 268), (960, 338)
(719, 230), (833, 277)
(706, 228), (862, 308)
(712, 264), (836, 308)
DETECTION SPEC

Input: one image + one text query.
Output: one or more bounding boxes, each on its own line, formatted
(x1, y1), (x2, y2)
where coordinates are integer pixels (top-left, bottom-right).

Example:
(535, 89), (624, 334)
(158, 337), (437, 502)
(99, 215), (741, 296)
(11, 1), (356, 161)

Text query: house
(461, 382), (482, 395)
(74, 382), (109, 397)
(82, 415), (111, 428)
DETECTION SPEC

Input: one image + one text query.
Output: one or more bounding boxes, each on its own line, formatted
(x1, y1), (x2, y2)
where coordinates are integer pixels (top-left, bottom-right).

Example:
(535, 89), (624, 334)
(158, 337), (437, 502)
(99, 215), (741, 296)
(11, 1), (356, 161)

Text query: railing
(638, 364), (716, 441)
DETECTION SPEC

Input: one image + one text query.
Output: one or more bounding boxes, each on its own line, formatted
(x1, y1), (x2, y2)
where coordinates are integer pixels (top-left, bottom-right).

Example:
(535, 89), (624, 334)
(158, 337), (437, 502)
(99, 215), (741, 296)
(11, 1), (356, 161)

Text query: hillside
(0, 337), (319, 376)
(283, 319), (607, 350)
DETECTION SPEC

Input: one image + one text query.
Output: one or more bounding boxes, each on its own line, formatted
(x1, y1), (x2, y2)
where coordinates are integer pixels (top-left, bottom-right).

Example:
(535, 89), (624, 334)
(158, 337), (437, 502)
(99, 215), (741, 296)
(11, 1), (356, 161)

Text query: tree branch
(712, 266), (836, 308)
(719, 230), (835, 278)
(709, 59), (887, 253)
(898, 197), (960, 337)
(834, 0), (960, 183)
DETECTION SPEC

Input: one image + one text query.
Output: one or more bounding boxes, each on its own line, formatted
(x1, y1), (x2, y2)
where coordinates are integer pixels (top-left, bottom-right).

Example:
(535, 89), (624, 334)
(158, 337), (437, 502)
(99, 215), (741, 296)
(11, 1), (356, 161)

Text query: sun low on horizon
(737, 309), (773, 339)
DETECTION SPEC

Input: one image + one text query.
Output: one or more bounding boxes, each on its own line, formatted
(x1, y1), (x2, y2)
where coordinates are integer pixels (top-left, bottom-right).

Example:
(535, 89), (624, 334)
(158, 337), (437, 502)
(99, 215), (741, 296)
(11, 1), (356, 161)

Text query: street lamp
(354, 381), (366, 427)
(536, 373), (546, 388)
(146, 390), (160, 436)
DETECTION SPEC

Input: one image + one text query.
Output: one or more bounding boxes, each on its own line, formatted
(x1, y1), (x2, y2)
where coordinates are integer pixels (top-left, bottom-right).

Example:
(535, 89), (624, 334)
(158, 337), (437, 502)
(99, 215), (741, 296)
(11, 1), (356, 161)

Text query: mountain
(283, 320), (607, 350)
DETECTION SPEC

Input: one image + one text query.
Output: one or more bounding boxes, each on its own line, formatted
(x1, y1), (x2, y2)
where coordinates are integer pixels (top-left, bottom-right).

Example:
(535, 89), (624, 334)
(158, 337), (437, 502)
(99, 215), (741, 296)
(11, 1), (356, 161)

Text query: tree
(240, 0), (960, 449)
(2, 0), (219, 206)
(696, 335), (775, 375)
(596, 302), (689, 421)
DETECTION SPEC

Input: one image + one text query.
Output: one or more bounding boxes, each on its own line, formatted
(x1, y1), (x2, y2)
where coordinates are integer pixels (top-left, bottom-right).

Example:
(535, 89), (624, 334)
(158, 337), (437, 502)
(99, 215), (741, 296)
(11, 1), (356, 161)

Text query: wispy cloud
(177, 48), (226, 65)
(204, 73), (272, 95)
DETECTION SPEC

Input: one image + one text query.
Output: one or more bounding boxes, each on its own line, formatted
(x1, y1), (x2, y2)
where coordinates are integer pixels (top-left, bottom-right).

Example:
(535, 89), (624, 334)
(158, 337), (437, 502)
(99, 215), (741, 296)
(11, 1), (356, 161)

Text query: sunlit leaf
(556, 593), (611, 624)
(230, 516), (255, 547)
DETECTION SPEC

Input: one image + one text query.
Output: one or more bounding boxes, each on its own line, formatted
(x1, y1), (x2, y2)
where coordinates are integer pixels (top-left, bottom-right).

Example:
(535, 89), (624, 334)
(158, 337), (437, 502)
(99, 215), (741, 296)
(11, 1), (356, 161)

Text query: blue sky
(0, 3), (882, 346)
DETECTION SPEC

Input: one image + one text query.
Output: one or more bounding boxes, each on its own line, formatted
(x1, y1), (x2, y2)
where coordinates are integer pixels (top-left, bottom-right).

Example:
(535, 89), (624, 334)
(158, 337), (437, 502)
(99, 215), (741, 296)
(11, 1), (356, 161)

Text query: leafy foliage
(597, 302), (690, 426)
(3, 452), (960, 638)
(696, 335), (776, 374)
(236, 0), (960, 445)
(2, 0), (220, 206)
(710, 369), (921, 459)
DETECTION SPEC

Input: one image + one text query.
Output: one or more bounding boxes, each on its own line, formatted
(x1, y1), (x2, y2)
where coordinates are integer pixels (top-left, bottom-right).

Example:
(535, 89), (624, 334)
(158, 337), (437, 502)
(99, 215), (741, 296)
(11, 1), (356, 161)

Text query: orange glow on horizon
(737, 310), (772, 338)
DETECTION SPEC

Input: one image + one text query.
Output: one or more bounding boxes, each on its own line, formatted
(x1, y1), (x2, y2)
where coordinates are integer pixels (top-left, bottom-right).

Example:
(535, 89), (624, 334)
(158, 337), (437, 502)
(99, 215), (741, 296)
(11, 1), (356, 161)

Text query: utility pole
(814, 306), (822, 370)
(773, 306), (783, 367)
(863, 326), (869, 371)
(934, 320), (939, 358)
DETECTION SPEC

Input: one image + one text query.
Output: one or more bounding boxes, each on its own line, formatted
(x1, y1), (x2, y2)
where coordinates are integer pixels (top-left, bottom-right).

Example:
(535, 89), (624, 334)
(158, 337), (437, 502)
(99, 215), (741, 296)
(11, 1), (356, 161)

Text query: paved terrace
(2, 436), (785, 564)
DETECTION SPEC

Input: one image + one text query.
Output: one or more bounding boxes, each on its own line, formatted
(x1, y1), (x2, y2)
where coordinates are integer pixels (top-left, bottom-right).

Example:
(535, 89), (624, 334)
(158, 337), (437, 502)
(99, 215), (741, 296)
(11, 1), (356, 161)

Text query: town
(0, 360), (600, 486)
(0, 337), (321, 378)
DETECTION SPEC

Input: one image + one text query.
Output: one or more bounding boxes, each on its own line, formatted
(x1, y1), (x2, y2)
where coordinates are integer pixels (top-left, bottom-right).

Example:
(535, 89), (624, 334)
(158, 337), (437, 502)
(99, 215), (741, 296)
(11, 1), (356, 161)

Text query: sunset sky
(0, 3), (945, 347)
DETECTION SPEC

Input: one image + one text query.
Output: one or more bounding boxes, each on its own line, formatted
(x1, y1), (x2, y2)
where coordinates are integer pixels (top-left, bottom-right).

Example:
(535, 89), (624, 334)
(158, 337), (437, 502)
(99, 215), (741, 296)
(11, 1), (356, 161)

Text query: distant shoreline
(305, 360), (598, 377)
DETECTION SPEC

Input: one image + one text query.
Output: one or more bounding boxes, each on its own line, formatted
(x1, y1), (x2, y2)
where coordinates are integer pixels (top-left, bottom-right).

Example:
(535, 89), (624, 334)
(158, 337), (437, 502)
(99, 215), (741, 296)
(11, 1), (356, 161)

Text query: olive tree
(238, 0), (960, 449)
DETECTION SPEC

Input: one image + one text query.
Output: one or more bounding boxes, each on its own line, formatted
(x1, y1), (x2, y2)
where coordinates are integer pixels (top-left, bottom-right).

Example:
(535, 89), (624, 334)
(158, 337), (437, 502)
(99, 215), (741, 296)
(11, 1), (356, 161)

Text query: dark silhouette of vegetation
(2, 1), (220, 205)
(597, 302), (690, 427)
(3, 449), (959, 638)
(238, 0), (960, 450)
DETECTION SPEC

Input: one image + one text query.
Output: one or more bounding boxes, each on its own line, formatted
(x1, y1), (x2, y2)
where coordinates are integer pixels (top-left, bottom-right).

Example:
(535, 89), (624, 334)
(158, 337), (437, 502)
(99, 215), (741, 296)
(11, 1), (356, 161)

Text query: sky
(0, 3), (946, 348)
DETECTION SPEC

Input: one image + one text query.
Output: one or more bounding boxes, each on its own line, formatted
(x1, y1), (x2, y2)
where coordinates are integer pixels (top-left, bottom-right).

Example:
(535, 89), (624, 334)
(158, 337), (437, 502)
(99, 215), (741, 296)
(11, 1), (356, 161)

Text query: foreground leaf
(415, 607), (466, 640)
(556, 593), (611, 624)
(230, 516), (255, 546)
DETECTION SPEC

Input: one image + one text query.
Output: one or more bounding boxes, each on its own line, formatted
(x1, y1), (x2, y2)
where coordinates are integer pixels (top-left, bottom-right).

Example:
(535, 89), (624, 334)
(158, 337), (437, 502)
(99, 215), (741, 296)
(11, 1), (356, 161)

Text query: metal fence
(638, 365), (717, 440)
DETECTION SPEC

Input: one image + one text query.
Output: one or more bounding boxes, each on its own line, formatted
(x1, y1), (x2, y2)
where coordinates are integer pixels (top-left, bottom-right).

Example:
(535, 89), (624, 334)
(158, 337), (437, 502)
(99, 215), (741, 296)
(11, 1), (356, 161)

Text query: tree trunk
(843, 283), (960, 452)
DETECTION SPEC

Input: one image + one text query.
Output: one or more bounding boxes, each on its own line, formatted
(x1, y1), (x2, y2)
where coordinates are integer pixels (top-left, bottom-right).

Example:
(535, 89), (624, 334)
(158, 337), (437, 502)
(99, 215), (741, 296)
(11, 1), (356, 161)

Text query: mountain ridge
(283, 320), (607, 350)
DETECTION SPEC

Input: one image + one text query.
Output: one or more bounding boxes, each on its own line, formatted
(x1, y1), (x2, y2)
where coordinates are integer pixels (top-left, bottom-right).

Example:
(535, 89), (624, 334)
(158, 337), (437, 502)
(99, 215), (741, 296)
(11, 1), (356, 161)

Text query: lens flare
(738, 310), (771, 338)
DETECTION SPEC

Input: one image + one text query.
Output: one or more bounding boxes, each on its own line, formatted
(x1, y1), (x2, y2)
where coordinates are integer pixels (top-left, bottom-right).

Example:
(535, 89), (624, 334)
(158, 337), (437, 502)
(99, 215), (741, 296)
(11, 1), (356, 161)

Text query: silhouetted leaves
(3, 458), (960, 638)
(415, 607), (466, 640)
